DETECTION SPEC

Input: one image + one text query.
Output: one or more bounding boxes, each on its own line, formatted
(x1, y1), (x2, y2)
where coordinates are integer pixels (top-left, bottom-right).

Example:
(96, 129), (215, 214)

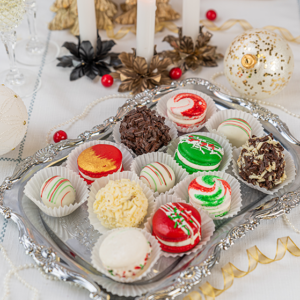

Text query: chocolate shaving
(237, 134), (287, 190)
(119, 106), (172, 155)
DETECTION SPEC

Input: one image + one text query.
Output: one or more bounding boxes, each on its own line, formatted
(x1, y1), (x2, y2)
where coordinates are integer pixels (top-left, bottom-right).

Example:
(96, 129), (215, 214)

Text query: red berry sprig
(206, 9), (217, 21)
(101, 74), (114, 87)
(53, 130), (68, 143)
(169, 67), (182, 80)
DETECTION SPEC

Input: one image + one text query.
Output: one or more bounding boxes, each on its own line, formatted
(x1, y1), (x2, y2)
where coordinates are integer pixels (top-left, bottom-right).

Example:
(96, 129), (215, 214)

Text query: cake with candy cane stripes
(217, 117), (252, 148)
(40, 176), (76, 208)
(188, 175), (231, 218)
(167, 93), (207, 128)
(139, 162), (175, 193)
(152, 202), (201, 253)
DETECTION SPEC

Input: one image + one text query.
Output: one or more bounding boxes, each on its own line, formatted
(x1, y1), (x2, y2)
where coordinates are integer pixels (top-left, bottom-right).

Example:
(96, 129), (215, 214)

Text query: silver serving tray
(1, 78), (300, 300)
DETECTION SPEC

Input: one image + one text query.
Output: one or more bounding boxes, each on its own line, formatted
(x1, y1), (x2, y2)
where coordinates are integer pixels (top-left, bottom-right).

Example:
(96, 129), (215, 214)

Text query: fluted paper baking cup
(205, 109), (264, 147)
(88, 171), (156, 234)
(113, 118), (178, 157)
(144, 194), (215, 257)
(66, 140), (133, 178)
(232, 147), (296, 195)
(91, 228), (161, 283)
(24, 167), (89, 217)
(166, 132), (233, 173)
(156, 89), (217, 133)
(130, 152), (189, 197)
(173, 171), (242, 220)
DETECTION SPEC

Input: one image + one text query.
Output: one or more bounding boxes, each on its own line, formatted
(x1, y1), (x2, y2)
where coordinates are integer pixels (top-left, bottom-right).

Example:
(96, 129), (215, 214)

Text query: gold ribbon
(105, 19), (300, 43)
(183, 236), (300, 300)
(105, 21), (178, 40)
(200, 19), (300, 44)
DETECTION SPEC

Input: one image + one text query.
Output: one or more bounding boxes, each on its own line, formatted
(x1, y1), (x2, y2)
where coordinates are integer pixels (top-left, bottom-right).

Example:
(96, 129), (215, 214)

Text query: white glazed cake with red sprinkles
(99, 228), (152, 278)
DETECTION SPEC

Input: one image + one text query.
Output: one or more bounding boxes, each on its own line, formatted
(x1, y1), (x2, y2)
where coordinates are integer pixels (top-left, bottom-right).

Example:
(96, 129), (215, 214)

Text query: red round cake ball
(101, 74), (114, 87)
(53, 130), (68, 143)
(206, 9), (217, 21)
(169, 67), (182, 80)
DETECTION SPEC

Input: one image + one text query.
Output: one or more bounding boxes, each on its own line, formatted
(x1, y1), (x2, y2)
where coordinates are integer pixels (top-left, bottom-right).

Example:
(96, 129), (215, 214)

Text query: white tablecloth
(1, 0), (300, 299)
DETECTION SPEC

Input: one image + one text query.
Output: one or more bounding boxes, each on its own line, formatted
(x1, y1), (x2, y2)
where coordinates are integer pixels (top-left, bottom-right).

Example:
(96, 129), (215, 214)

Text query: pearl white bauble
(224, 29), (294, 100)
(0, 85), (28, 156)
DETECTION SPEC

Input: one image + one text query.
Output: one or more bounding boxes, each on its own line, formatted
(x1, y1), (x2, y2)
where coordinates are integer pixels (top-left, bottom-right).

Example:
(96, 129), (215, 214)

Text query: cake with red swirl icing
(167, 93), (207, 128)
(152, 202), (201, 253)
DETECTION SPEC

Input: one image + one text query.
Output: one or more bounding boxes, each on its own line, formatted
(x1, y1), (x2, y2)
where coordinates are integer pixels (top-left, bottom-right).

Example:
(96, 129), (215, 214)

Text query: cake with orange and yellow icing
(77, 144), (123, 184)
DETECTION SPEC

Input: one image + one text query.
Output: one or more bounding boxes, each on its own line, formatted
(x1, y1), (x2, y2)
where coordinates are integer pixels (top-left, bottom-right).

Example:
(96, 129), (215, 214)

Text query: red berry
(169, 67), (182, 80)
(101, 74), (114, 87)
(53, 130), (68, 143)
(206, 9), (217, 21)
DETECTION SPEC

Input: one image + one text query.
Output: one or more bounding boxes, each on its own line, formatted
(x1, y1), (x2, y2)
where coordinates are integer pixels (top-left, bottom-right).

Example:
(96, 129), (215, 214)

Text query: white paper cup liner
(113, 118), (178, 157)
(156, 89), (217, 133)
(130, 152), (189, 197)
(166, 132), (233, 173)
(66, 140), (133, 179)
(205, 109), (264, 148)
(144, 194), (215, 257)
(232, 147), (296, 195)
(91, 228), (161, 283)
(88, 171), (156, 234)
(24, 167), (89, 217)
(173, 171), (242, 220)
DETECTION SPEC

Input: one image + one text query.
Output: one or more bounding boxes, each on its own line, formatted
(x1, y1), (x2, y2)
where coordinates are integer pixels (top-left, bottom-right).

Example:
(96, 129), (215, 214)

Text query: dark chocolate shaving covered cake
(237, 134), (287, 190)
(119, 106), (172, 155)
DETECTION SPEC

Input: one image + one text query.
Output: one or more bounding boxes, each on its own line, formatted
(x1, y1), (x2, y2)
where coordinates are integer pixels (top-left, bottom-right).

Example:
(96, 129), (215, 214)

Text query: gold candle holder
(110, 47), (173, 95)
(161, 26), (223, 73)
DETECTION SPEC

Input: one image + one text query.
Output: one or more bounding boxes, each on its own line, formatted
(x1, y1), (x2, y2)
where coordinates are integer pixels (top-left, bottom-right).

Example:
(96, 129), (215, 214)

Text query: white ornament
(0, 85), (28, 156)
(224, 29), (294, 100)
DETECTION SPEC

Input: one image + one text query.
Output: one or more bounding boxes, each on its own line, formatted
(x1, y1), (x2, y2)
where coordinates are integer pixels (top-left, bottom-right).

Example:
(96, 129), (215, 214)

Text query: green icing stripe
(214, 211), (228, 217)
(194, 189), (225, 207)
(174, 153), (220, 174)
(54, 184), (74, 204)
(225, 118), (251, 129)
(47, 178), (64, 200)
(148, 164), (165, 185)
(142, 170), (157, 192)
(221, 123), (250, 137)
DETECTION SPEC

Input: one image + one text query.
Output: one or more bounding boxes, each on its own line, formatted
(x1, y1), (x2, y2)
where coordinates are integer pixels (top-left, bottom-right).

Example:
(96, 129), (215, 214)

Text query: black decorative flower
(57, 34), (121, 81)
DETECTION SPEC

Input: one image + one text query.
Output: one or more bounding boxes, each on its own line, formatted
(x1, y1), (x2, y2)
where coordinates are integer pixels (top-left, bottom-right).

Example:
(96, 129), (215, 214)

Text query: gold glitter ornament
(224, 29), (294, 100)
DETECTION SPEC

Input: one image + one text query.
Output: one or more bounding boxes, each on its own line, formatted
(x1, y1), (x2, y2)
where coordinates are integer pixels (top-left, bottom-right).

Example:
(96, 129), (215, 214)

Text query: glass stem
(25, 0), (45, 55)
(0, 31), (25, 86)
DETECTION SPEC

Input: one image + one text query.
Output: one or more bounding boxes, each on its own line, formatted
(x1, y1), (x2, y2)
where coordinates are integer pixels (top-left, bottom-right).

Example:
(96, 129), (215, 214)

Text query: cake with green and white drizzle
(174, 135), (224, 174)
(188, 175), (231, 218)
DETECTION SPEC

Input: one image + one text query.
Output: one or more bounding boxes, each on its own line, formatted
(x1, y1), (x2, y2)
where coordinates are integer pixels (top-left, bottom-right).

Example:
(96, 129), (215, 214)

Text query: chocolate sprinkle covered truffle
(237, 134), (287, 190)
(119, 107), (172, 155)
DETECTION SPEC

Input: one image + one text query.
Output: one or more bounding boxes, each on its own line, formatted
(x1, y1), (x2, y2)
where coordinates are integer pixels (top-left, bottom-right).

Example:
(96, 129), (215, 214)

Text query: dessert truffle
(152, 202), (201, 253)
(99, 228), (152, 278)
(167, 93), (207, 128)
(119, 106), (172, 155)
(175, 134), (224, 174)
(237, 134), (287, 190)
(188, 175), (231, 218)
(77, 144), (123, 184)
(139, 162), (175, 193)
(217, 118), (251, 148)
(93, 179), (148, 229)
(40, 176), (76, 208)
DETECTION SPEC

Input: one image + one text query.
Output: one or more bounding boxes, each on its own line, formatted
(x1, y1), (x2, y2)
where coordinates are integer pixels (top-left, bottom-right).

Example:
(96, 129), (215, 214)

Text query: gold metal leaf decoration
(115, 0), (179, 26)
(161, 27), (223, 73)
(111, 48), (173, 95)
(49, 0), (117, 35)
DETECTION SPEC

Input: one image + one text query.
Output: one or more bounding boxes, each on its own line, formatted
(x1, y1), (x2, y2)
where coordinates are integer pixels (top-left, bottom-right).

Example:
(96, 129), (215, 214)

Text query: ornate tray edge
(1, 78), (300, 300)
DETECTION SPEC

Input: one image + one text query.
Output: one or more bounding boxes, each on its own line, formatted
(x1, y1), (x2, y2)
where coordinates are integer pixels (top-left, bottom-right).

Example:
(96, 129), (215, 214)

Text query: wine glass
(15, 0), (59, 66)
(0, 0), (41, 98)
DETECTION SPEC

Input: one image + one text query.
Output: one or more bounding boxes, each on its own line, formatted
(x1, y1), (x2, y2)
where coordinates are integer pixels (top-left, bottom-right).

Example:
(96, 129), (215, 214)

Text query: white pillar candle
(77, 0), (98, 50)
(136, 0), (156, 64)
(182, 0), (200, 42)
